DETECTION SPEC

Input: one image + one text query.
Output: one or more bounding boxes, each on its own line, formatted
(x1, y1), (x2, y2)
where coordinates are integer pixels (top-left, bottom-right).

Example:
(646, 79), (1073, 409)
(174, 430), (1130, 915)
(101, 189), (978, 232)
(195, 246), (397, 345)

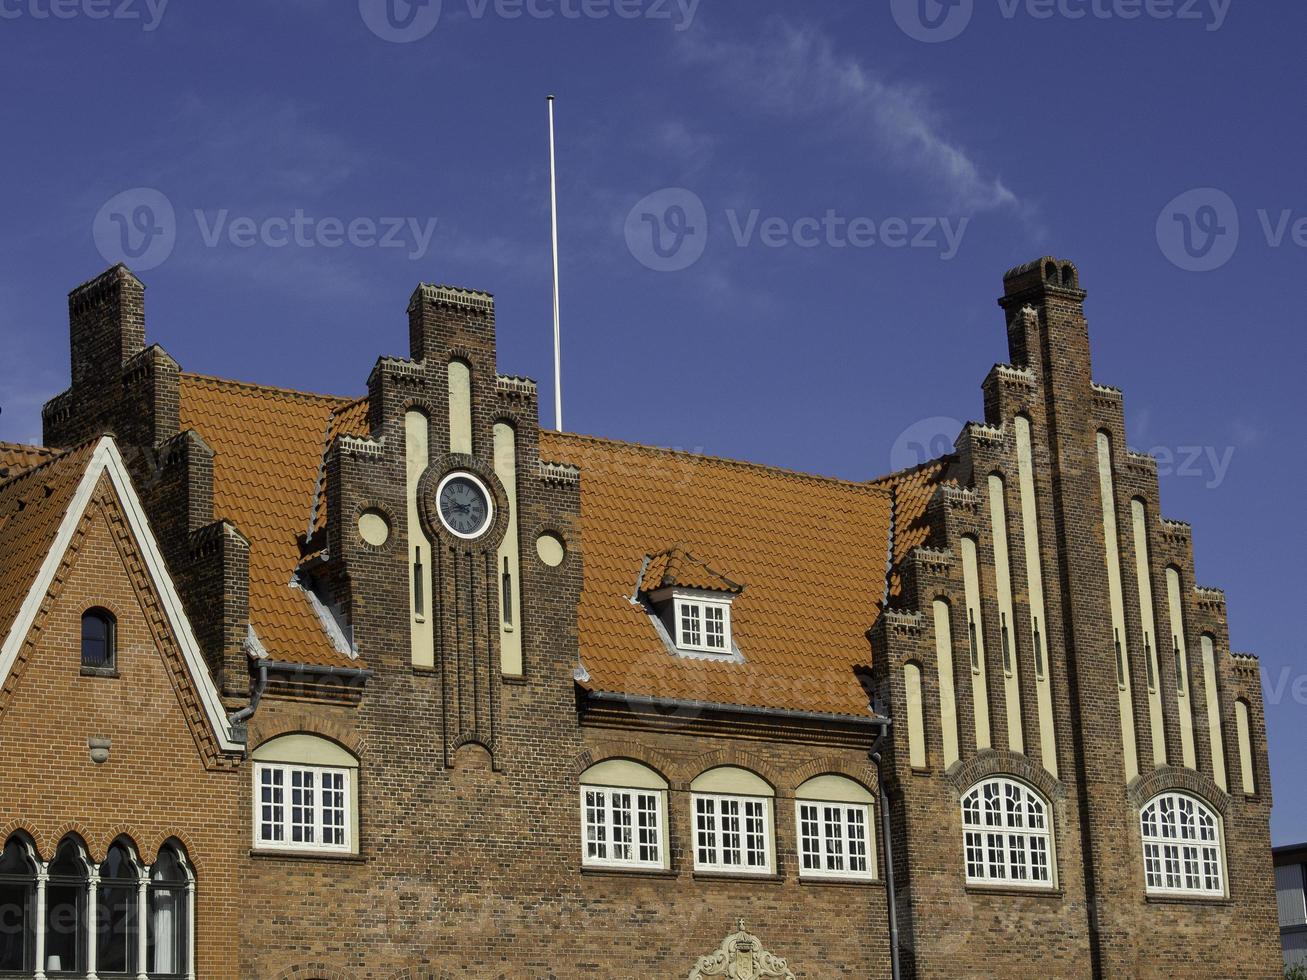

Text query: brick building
(0, 257), (1281, 978)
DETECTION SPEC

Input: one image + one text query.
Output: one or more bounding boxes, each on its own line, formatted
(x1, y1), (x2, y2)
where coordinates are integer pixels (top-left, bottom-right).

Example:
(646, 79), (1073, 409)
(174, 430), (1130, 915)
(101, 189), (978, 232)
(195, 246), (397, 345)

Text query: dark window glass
(0, 837), (36, 972)
(97, 842), (139, 976)
(46, 839), (88, 976)
(81, 609), (116, 669)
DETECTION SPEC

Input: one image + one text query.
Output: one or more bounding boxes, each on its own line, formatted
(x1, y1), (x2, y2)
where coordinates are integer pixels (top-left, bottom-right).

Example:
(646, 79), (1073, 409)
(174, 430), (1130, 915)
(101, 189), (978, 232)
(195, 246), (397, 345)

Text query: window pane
(0, 878), (34, 971)
(147, 886), (186, 976)
(96, 883), (137, 974)
(704, 606), (726, 649)
(260, 768), (285, 843)
(81, 611), (113, 668)
(291, 769), (315, 845)
(681, 605), (702, 647)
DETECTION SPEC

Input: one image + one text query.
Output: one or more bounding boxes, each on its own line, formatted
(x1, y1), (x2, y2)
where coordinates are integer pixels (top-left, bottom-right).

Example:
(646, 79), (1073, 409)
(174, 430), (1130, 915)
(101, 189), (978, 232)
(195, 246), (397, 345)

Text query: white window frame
(253, 762), (353, 854)
(673, 593), (732, 655)
(1140, 792), (1226, 898)
(692, 794), (772, 875)
(961, 777), (1055, 889)
(579, 784), (666, 871)
(795, 799), (875, 881)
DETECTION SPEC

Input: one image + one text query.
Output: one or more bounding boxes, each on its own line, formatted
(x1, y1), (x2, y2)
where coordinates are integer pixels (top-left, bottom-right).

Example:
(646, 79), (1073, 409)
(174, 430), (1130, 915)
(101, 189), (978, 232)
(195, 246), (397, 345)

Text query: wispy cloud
(678, 19), (1022, 214)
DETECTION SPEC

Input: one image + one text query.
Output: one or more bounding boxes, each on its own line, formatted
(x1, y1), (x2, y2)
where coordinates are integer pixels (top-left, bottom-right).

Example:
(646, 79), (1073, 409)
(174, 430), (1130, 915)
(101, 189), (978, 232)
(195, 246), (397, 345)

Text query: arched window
(81, 609), (116, 670)
(147, 844), (191, 977)
(97, 839), (142, 976)
(795, 776), (876, 881)
(690, 767), (775, 875)
(45, 837), (90, 976)
(252, 733), (359, 854)
(579, 760), (669, 871)
(0, 835), (37, 973)
(1140, 792), (1225, 897)
(961, 778), (1054, 887)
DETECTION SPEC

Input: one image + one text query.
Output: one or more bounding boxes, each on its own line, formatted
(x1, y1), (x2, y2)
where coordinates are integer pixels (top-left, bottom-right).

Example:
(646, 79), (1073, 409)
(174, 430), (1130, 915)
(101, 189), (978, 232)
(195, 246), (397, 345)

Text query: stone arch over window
(571, 741), (677, 786)
(1139, 791), (1226, 897)
(681, 749), (778, 793)
(959, 776), (1056, 888)
(252, 733), (360, 855)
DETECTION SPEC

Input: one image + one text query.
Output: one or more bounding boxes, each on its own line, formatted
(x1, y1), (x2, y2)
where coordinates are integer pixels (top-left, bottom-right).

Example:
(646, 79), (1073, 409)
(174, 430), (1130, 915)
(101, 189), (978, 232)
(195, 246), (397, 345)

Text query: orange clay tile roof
(311, 396), (370, 535)
(641, 547), (743, 595)
(872, 456), (955, 600)
(538, 431), (893, 718)
(178, 374), (359, 668)
(0, 442), (98, 656)
(0, 442), (61, 482)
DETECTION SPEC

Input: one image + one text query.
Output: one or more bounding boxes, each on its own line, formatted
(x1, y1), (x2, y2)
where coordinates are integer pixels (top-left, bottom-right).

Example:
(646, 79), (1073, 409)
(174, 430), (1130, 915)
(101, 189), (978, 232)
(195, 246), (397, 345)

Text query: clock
(436, 472), (494, 539)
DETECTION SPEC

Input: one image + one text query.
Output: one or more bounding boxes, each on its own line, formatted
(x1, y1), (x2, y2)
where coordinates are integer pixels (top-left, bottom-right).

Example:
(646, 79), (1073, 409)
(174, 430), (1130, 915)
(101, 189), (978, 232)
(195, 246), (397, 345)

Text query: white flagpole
(547, 95), (564, 433)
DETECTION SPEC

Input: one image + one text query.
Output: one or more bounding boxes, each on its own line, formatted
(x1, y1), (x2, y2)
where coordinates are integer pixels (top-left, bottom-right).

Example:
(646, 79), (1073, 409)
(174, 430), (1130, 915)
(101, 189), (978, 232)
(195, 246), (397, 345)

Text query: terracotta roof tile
(0, 442), (60, 483)
(178, 374), (360, 668)
(641, 547), (743, 595)
(873, 456), (954, 599)
(539, 431), (892, 718)
(0, 442), (98, 654)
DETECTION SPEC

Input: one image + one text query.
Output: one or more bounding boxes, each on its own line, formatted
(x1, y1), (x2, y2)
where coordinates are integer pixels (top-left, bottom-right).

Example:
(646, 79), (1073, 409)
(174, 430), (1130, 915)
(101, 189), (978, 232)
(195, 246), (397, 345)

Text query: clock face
(437, 473), (493, 539)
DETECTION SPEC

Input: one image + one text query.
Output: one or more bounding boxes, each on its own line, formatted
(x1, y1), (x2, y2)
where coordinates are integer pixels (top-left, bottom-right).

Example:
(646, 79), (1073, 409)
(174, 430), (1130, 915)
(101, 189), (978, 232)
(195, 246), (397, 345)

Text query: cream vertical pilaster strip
(1015, 417), (1057, 777)
(1166, 567), (1197, 769)
(1201, 634), (1227, 791)
(988, 474), (1024, 755)
(494, 422), (523, 676)
(932, 599), (960, 769)
(1131, 499), (1167, 768)
(1097, 431), (1139, 782)
(406, 411), (436, 669)
(960, 536), (991, 751)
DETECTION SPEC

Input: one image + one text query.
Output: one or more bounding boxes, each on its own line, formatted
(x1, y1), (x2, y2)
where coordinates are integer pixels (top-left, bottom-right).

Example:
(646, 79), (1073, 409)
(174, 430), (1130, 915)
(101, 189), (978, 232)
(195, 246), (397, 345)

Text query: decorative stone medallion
(689, 920), (797, 980)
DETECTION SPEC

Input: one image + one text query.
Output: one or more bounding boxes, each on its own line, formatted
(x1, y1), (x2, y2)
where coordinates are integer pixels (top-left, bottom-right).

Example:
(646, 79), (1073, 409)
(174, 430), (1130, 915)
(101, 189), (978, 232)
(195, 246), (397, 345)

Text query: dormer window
(637, 547), (743, 658)
(674, 593), (732, 654)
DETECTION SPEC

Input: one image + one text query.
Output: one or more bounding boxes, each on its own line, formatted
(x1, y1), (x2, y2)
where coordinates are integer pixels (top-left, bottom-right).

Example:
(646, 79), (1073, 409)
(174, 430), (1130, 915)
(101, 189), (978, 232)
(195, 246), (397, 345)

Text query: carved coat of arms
(689, 920), (797, 980)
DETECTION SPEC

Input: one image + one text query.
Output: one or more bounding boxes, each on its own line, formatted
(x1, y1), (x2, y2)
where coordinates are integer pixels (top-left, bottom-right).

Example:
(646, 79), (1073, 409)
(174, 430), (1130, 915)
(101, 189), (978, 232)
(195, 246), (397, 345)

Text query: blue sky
(0, 0), (1302, 844)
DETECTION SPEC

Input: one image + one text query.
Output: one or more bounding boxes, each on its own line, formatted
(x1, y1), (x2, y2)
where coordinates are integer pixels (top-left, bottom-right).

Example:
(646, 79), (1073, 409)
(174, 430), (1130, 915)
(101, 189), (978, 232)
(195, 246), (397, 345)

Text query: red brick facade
(0, 257), (1281, 978)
